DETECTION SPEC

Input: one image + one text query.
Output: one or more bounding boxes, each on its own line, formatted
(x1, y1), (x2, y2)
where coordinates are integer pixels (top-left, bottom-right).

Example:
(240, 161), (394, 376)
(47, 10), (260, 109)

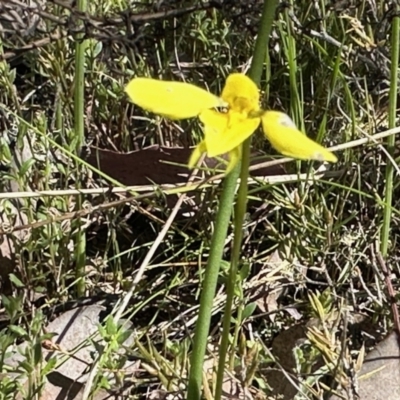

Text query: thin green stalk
(74, 0), (88, 296)
(187, 164), (241, 400)
(380, 7), (399, 256)
(215, 1), (279, 399)
(283, 7), (302, 127)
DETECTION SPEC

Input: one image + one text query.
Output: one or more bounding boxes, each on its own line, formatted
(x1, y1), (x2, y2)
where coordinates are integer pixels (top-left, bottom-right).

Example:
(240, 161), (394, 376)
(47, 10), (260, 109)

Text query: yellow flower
(125, 73), (337, 173)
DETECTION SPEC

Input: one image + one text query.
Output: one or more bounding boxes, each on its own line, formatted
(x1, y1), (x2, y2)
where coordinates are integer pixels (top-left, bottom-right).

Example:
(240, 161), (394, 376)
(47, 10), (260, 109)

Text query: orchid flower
(125, 73), (337, 173)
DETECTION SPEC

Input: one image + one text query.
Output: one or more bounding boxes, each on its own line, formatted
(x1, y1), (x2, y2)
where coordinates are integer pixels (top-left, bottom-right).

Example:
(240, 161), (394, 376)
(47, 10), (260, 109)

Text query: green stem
(248, 0), (279, 85)
(215, 1), (279, 399)
(187, 164), (241, 400)
(74, 0), (87, 153)
(74, 0), (87, 296)
(380, 7), (399, 256)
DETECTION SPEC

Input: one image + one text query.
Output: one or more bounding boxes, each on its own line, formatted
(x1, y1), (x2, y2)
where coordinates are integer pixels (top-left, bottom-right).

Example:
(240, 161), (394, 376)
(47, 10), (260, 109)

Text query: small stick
(376, 250), (400, 340)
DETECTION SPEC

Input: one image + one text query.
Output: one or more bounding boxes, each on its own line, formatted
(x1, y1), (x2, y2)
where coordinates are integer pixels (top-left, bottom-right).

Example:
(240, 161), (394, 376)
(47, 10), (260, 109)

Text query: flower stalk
(215, 1), (279, 398)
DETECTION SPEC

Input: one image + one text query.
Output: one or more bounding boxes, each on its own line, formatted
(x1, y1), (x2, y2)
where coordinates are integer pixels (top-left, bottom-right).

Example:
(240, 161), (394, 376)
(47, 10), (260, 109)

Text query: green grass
(0, 0), (399, 399)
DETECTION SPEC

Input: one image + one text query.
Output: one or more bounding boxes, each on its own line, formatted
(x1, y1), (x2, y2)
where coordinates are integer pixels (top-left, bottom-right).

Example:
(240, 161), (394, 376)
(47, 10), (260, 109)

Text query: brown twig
(1, 32), (61, 60)
(376, 249), (400, 337)
(0, 0), (220, 48)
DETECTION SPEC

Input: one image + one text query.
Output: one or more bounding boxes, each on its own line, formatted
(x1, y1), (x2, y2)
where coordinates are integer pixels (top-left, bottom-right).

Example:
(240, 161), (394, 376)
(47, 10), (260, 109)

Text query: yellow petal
(261, 111), (338, 162)
(188, 141), (207, 169)
(199, 109), (228, 135)
(125, 78), (224, 120)
(221, 73), (260, 114)
(200, 110), (260, 157)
